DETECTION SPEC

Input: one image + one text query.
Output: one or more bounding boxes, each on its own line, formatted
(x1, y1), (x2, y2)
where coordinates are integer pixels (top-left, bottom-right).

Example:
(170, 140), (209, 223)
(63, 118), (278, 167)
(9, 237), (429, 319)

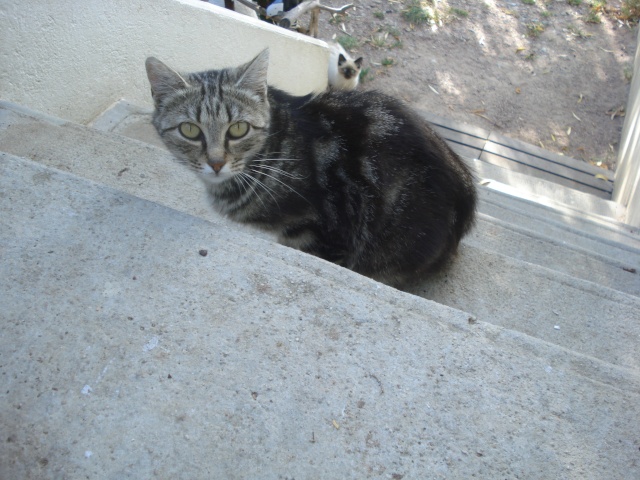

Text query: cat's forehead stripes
(186, 70), (266, 128)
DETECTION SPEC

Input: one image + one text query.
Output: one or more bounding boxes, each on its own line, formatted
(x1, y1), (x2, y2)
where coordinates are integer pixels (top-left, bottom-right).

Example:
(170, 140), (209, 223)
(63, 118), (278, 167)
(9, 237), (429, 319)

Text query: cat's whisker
(241, 171), (280, 208)
(251, 163), (307, 180)
(233, 171), (250, 196)
(248, 168), (309, 203)
(237, 172), (270, 211)
(251, 158), (301, 162)
(253, 151), (295, 160)
(263, 130), (285, 141)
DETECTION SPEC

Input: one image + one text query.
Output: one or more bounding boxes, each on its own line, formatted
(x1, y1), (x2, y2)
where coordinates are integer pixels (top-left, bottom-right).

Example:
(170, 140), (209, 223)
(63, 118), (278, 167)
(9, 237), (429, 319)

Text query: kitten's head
(145, 50), (271, 186)
(337, 54), (363, 80)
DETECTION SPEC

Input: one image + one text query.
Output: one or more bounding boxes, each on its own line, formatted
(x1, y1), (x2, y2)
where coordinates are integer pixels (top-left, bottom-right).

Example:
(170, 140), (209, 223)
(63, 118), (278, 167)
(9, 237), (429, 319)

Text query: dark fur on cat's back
(146, 49), (476, 287)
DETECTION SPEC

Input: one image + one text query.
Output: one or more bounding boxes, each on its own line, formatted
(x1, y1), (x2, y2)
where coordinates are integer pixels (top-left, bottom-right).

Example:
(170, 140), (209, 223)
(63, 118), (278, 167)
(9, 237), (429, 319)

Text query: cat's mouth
(200, 159), (234, 184)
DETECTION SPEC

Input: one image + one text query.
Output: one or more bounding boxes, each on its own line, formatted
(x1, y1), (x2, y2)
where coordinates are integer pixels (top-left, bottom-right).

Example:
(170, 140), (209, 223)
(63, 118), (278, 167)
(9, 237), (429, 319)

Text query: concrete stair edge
(479, 188), (640, 252)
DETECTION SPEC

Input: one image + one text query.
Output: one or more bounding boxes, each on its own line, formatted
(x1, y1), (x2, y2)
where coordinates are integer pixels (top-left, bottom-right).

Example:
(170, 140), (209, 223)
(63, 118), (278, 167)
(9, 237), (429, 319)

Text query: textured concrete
(413, 244), (640, 370)
(2, 154), (640, 479)
(2, 101), (639, 369)
(472, 160), (623, 220)
(479, 188), (640, 259)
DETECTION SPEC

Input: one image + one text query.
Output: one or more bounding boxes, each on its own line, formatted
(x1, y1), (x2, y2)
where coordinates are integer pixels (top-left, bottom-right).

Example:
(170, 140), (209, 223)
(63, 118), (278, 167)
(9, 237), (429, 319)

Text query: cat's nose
(207, 159), (226, 174)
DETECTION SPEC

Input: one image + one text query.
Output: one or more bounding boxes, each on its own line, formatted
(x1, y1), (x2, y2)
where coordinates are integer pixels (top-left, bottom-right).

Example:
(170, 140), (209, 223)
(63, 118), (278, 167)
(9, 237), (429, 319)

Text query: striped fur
(146, 50), (477, 287)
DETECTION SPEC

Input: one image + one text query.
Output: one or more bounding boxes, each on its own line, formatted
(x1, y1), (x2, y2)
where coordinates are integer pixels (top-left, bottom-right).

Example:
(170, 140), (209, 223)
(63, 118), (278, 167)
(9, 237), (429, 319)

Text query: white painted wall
(613, 27), (640, 227)
(0, 0), (328, 124)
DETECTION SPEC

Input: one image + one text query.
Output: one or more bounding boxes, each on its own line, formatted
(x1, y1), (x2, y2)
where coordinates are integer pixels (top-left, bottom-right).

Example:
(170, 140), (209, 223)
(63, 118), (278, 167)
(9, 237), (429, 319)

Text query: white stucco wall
(0, 0), (328, 124)
(613, 27), (640, 227)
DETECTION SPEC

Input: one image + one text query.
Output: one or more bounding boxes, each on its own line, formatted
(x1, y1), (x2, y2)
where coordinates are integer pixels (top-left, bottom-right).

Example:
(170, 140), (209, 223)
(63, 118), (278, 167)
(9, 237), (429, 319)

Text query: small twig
(279, 1), (353, 28)
(470, 110), (501, 128)
(233, 0), (266, 16)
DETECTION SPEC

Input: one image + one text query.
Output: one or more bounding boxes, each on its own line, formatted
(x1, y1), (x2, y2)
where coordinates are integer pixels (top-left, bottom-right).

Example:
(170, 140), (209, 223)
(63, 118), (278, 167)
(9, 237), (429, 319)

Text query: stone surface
(2, 154), (640, 479)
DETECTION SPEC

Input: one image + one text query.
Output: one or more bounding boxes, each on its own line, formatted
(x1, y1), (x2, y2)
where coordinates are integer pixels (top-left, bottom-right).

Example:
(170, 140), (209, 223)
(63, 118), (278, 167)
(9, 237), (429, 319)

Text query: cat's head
(337, 54), (363, 80)
(145, 50), (271, 186)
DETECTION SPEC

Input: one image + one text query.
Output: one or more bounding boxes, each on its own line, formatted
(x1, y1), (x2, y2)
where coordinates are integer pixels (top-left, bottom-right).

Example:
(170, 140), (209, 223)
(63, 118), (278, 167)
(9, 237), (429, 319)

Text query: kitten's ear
(338, 54), (346, 66)
(145, 57), (189, 105)
(236, 49), (269, 98)
(354, 57), (364, 69)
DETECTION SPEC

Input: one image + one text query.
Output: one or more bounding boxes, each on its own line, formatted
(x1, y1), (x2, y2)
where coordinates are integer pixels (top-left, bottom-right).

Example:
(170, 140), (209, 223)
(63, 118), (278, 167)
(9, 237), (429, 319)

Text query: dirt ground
(315, 0), (638, 170)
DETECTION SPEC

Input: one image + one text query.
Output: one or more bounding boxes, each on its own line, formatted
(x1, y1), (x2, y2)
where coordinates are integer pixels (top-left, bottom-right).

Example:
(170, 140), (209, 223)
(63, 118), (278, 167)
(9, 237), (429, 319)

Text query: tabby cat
(145, 49), (476, 287)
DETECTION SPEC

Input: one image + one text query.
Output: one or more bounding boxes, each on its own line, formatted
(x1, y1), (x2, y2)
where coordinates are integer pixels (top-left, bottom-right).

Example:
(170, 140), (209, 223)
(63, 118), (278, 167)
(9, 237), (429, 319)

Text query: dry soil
(316, 0), (638, 170)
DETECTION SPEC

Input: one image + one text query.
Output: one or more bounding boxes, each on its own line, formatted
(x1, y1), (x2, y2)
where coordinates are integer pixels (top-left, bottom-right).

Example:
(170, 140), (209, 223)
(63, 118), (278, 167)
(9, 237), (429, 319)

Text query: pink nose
(208, 161), (226, 173)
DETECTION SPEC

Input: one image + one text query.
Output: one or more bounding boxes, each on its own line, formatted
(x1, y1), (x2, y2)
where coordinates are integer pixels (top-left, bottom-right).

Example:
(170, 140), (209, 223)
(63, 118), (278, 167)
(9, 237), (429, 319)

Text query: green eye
(227, 121), (249, 139)
(179, 122), (201, 139)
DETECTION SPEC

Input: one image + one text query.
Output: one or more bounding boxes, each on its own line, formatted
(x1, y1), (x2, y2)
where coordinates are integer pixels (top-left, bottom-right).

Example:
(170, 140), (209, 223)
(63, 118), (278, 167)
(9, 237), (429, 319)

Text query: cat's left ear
(236, 49), (269, 98)
(145, 57), (190, 106)
(354, 57), (364, 69)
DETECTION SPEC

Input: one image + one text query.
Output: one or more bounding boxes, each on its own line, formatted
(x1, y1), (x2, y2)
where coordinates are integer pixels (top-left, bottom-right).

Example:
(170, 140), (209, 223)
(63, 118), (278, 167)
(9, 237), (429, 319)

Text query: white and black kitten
(328, 42), (363, 90)
(145, 49), (476, 287)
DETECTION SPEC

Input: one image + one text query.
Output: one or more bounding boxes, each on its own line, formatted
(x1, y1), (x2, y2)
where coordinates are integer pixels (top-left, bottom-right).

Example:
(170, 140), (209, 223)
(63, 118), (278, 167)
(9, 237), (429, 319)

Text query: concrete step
(412, 244), (640, 371)
(479, 187), (640, 258)
(471, 158), (625, 221)
(87, 99), (164, 149)
(2, 101), (639, 368)
(2, 153), (639, 479)
(418, 109), (615, 200)
(470, 213), (639, 297)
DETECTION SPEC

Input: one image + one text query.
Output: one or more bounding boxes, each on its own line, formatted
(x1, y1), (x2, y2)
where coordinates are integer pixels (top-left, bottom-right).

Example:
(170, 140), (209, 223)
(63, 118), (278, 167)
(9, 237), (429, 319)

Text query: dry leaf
(539, 141), (545, 149)
(332, 420), (340, 429)
(516, 46), (525, 53)
(428, 84), (439, 95)
(607, 107), (625, 120)
(572, 112), (582, 122)
(567, 127), (572, 136)
(551, 134), (556, 142)
(577, 94), (583, 104)
(515, 87), (521, 94)
(594, 174), (609, 181)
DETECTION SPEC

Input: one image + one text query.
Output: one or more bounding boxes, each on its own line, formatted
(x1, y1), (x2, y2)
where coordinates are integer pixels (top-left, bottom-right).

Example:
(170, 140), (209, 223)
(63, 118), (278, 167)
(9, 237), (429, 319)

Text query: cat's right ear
(338, 54), (346, 66)
(235, 49), (269, 99)
(145, 57), (189, 105)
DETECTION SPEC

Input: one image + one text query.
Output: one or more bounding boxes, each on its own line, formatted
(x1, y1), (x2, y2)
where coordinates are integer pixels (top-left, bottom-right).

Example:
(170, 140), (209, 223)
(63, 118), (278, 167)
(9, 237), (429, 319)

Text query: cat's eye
(227, 121), (249, 139)
(179, 122), (202, 140)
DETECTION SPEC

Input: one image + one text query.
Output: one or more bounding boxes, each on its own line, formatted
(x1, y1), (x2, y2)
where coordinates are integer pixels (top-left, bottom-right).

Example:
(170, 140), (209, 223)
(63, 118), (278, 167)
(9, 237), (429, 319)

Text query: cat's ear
(338, 54), (346, 66)
(145, 57), (189, 105)
(235, 49), (269, 98)
(354, 57), (364, 69)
